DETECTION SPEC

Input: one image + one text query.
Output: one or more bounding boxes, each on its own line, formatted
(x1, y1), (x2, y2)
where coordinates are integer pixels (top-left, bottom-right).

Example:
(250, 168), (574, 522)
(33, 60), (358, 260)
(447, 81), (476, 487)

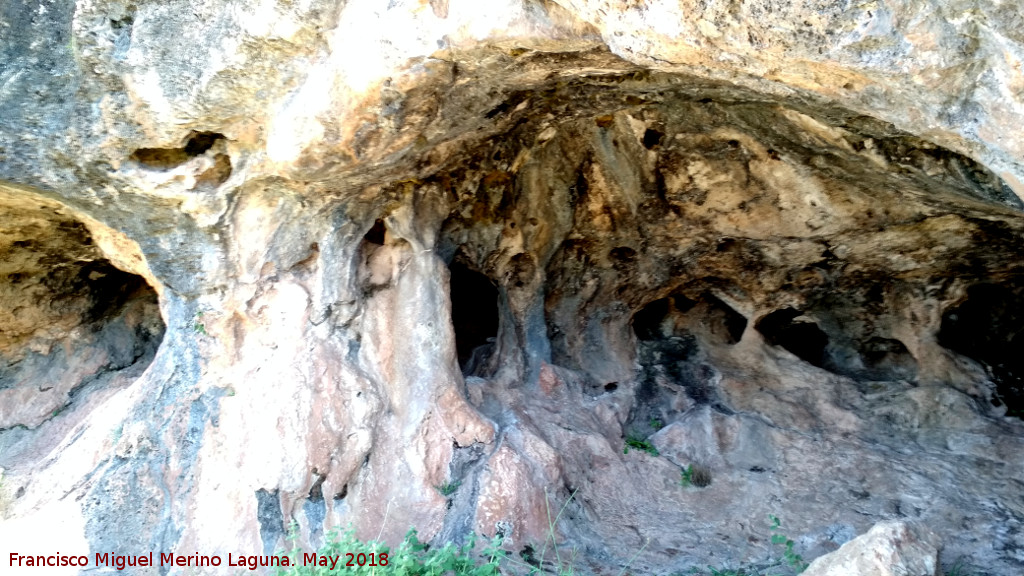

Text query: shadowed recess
(756, 308), (830, 368)
(0, 197), (165, 430)
(939, 283), (1024, 417)
(130, 131), (226, 169)
(448, 259), (499, 375)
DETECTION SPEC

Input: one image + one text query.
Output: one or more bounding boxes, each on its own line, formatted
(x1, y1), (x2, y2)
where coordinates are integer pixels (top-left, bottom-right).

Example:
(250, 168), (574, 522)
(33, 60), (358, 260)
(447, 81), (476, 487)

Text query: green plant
(537, 490), (577, 576)
(274, 523), (506, 576)
(649, 418), (664, 430)
(269, 488), (655, 576)
(623, 435), (659, 456)
(680, 465), (694, 487)
(50, 402), (69, 420)
(436, 481), (460, 497)
(768, 515), (807, 574)
(193, 312), (207, 335)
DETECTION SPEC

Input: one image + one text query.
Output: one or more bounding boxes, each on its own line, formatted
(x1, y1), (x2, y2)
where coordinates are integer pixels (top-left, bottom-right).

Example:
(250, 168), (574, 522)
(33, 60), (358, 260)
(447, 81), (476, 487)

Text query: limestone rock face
(2, 1), (1024, 575)
(802, 520), (941, 576)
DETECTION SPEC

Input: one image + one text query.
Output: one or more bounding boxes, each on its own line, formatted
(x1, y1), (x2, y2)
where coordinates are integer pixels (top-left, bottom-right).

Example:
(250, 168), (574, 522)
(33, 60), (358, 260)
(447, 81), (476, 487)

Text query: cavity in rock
(448, 260), (499, 375)
(939, 283), (1024, 417)
(756, 308), (830, 368)
(0, 204), (164, 430)
(130, 131), (226, 169)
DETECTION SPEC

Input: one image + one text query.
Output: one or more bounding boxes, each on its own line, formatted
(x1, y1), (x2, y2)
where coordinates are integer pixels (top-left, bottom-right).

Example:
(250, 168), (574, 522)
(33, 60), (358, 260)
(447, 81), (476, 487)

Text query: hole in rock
(365, 73), (1024, 573)
(632, 292), (746, 345)
(130, 131), (226, 170)
(448, 259), (499, 375)
(629, 293), (738, 427)
(642, 128), (665, 149)
(308, 471), (326, 500)
(703, 295), (748, 344)
(520, 545), (540, 568)
(364, 219), (386, 246)
(632, 298), (672, 341)
(756, 308), (829, 368)
(609, 246), (638, 272)
(0, 200), (165, 430)
(939, 283), (1024, 417)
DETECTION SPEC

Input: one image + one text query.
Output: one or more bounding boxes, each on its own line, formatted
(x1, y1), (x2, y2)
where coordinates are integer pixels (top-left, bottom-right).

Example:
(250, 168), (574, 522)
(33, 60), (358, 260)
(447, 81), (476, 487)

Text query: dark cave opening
(363, 218), (386, 246)
(756, 308), (830, 368)
(628, 293), (743, 426)
(703, 294), (748, 344)
(939, 283), (1024, 417)
(130, 131), (226, 170)
(0, 203), (165, 429)
(632, 297), (672, 341)
(448, 259), (499, 375)
(642, 128), (665, 149)
(632, 292), (747, 345)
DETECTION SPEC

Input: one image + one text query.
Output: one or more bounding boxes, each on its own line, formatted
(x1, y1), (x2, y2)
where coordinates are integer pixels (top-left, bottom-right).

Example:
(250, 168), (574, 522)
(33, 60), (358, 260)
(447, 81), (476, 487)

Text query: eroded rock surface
(802, 520), (941, 576)
(2, 1), (1024, 575)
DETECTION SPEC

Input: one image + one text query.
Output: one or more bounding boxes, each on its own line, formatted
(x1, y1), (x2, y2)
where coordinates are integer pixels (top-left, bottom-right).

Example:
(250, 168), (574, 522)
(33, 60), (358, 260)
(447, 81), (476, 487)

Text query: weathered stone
(803, 520), (942, 576)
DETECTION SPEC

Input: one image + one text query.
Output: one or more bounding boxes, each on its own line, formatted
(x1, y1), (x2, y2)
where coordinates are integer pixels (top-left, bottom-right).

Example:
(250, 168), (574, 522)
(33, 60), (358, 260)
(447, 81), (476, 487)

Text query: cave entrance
(448, 259), (499, 375)
(939, 283), (1024, 418)
(628, 291), (746, 427)
(755, 308), (830, 368)
(0, 195), (165, 430)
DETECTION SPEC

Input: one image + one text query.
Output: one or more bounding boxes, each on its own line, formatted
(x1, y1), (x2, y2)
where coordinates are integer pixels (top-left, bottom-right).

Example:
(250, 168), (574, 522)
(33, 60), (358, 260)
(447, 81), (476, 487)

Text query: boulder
(803, 521), (941, 576)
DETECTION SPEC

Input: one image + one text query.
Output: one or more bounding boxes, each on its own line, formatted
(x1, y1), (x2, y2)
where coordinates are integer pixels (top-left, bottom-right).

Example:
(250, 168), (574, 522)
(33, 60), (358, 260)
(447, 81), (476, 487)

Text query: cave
(632, 292), (747, 347)
(448, 259), (499, 375)
(5, 3), (1024, 574)
(421, 83), (1024, 574)
(0, 197), (165, 431)
(627, 292), (746, 425)
(939, 283), (1024, 417)
(756, 308), (830, 368)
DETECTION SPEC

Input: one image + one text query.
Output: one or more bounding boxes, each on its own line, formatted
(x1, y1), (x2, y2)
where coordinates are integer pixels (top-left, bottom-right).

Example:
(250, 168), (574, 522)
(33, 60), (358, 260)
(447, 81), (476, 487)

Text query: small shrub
(193, 311), (207, 335)
(274, 525), (506, 576)
(624, 435), (659, 456)
(681, 465), (693, 487)
(436, 481), (460, 497)
(768, 515), (807, 574)
(680, 464), (713, 489)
